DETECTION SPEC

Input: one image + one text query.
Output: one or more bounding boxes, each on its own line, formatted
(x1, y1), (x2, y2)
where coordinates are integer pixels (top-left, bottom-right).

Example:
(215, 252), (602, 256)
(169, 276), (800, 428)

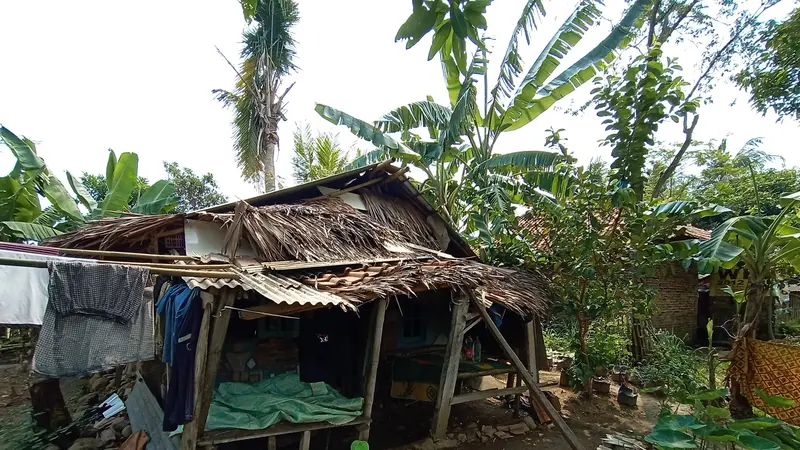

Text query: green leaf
(706, 319), (714, 346)
(490, 0), (546, 101)
(705, 405), (731, 420)
(687, 388), (727, 401)
(655, 415), (707, 432)
(478, 151), (560, 174)
(241, 0), (257, 21)
(395, 0), (439, 49)
(450, 3), (469, 38)
(651, 200), (696, 217)
(779, 191), (800, 207)
(105, 149), (117, 191)
(449, 51), (484, 140)
(345, 149), (391, 170)
(755, 389), (798, 408)
(644, 429), (697, 448)
(66, 171), (97, 212)
(0, 221), (62, 241)
(730, 417), (783, 431)
(99, 152), (139, 217)
(375, 101), (452, 134)
(0, 126), (45, 171)
(737, 434), (781, 450)
(504, 0), (649, 131)
(315, 104), (402, 150)
(132, 180), (175, 214)
(703, 428), (740, 442)
(43, 175), (83, 222)
(699, 217), (747, 262)
(428, 22), (452, 60)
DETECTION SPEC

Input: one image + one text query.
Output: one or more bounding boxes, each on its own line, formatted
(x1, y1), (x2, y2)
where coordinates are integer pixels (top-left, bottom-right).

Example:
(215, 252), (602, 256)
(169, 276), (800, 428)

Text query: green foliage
(736, 7), (800, 121)
(162, 161), (227, 212)
(593, 45), (698, 200)
(77, 172), (149, 210)
(633, 330), (708, 403)
(291, 123), (354, 184)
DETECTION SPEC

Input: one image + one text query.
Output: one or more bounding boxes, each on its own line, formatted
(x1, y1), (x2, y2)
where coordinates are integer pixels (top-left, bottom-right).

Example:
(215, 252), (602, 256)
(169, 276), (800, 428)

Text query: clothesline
(0, 256), (238, 279)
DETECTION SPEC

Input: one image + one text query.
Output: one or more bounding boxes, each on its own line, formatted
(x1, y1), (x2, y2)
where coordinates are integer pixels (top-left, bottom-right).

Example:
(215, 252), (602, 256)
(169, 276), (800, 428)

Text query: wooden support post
(268, 436), (277, 450)
(196, 289), (237, 435)
(180, 292), (214, 450)
(358, 298), (388, 442)
(469, 293), (585, 450)
(526, 321), (539, 384)
(431, 292), (469, 441)
(114, 366), (123, 390)
(300, 430), (311, 450)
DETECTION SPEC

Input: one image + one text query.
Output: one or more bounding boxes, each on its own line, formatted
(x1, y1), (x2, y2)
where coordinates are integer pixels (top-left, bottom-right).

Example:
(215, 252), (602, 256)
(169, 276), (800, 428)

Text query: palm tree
(731, 137), (785, 215)
(291, 123), (351, 183)
(215, 0), (299, 192)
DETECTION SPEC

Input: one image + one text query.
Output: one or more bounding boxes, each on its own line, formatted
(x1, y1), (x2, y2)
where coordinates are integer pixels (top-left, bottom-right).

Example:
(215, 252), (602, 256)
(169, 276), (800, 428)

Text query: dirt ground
(0, 359), (667, 450)
(373, 370), (668, 450)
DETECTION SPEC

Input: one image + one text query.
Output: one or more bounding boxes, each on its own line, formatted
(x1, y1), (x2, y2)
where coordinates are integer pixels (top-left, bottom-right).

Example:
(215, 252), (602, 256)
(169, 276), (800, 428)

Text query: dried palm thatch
(219, 198), (408, 262)
(360, 189), (439, 248)
(44, 214), (185, 250)
(301, 258), (550, 317)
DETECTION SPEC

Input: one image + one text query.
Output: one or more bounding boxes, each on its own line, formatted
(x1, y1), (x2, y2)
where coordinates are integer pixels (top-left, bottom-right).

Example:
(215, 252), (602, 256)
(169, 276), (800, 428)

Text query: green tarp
(392, 353), (513, 383)
(202, 373), (363, 431)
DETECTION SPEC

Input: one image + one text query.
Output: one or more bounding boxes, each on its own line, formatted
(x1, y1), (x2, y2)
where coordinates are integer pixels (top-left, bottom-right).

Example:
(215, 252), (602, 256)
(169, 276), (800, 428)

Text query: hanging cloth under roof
(0, 249), (95, 326)
(32, 263), (155, 377)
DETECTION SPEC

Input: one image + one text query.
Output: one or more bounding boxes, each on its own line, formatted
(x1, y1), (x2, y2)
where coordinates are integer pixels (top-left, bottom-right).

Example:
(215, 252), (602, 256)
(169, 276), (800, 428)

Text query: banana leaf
(99, 152), (138, 217)
(491, 0), (547, 101)
(66, 171), (98, 211)
(105, 149), (117, 190)
(478, 150), (560, 173)
(315, 104), (402, 150)
(0, 126), (45, 171)
(131, 180), (176, 214)
(504, 0), (649, 131)
(375, 101), (452, 133)
(0, 221), (62, 241)
(43, 175), (83, 222)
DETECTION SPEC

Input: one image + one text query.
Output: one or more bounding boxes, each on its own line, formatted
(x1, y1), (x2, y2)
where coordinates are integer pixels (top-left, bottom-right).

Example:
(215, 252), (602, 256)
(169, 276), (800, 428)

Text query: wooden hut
(45, 161), (554, 449)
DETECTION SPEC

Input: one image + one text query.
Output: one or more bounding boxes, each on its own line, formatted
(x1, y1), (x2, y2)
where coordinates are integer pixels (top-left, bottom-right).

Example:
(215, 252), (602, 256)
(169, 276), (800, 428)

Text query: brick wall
(649, 263), (700, 341)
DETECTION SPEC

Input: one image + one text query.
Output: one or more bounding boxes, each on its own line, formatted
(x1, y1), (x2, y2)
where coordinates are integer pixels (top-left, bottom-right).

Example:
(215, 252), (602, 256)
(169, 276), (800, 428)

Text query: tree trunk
(730, 279), (766, 419)
(765, 295), (775, 341)
(577, 314), (592, 397)
(262, 124), (278, 193)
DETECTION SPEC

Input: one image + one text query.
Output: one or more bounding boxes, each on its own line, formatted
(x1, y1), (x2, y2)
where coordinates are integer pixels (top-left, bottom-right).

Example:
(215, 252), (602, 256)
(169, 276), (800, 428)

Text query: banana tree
(317, 0), (650, 230)
(1, 126), (176, 242)
(698, 191), (800, 338)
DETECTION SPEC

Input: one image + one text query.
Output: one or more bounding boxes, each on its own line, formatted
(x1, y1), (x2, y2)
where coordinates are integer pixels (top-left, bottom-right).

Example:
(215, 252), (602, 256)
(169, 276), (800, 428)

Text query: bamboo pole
(0, 257), (238, 279)
(358, 297), (388, 441)
(469, 292), (585, 450)
(53, 247), (198, 261)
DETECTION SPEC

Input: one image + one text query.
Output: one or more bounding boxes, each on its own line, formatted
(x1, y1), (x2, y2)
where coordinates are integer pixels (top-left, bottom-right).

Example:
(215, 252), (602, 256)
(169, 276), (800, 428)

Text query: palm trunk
(261, 121), (279, 193)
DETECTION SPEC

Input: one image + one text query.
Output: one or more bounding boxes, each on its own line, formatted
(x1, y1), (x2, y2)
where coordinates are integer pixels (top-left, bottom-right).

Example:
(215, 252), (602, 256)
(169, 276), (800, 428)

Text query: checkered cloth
(47, 261), (149, 323)
(32, 286), (155, 377)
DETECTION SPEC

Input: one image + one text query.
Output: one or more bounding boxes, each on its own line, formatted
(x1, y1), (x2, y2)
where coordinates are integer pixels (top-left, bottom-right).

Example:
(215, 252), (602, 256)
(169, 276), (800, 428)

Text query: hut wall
(649, 263), (700, 341)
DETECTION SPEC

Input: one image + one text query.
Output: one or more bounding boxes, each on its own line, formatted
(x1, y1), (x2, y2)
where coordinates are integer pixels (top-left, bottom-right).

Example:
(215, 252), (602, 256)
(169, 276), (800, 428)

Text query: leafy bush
(645, 388), (800, 450)
(777, 317), (800, 337)
(633, 330), (707, 402)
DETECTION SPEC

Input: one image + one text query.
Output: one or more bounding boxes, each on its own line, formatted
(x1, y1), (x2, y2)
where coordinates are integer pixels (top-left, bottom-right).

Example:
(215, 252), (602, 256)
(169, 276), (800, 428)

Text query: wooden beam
(358, 298), (388, 441)
(469, 293), (585, 450)
(199, 416), (371, 446)
(0, 257), (237, 279)
(180, 293), (213, 450)
(431, 293), (469, 440)
(451, 386), (529, 405)
(268, 436), (277, 450)
(526, 321), (539, 384)
(54, 247), (197, 261)
(456, 367), (515, 380)
(196, 290), (236, 435)
(300, 430), (311, 450)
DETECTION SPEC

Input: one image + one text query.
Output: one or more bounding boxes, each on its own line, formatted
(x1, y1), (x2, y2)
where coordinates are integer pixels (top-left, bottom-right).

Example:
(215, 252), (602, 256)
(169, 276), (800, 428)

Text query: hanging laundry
(48, 261), (149, 323)
(0, 250), (94, 326)
(32, 282), (155, 377)
(156, 283), (203, 431)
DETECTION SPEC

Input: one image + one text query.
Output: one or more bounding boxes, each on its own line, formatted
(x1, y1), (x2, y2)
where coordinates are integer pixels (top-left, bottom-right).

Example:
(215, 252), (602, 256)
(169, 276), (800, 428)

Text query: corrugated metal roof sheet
(237, 271), (356, 311)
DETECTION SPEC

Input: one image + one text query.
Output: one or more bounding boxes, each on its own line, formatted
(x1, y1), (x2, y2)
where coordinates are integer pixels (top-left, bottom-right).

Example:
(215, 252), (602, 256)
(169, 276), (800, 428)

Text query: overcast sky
(1, 0), (798, 201)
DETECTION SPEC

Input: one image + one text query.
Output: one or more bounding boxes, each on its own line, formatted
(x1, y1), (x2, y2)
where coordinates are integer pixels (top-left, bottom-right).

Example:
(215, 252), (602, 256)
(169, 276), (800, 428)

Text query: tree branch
(651, 113), (700, 199)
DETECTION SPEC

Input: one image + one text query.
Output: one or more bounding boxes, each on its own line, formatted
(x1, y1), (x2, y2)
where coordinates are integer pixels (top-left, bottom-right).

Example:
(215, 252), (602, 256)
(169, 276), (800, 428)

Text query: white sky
(1, 0), (798, 201)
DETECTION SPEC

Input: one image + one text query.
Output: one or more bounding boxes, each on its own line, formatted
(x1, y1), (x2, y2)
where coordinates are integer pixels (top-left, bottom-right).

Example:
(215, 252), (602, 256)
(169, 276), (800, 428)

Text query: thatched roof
(299, 259), (549, 316)
(44, 162), (550, 316)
